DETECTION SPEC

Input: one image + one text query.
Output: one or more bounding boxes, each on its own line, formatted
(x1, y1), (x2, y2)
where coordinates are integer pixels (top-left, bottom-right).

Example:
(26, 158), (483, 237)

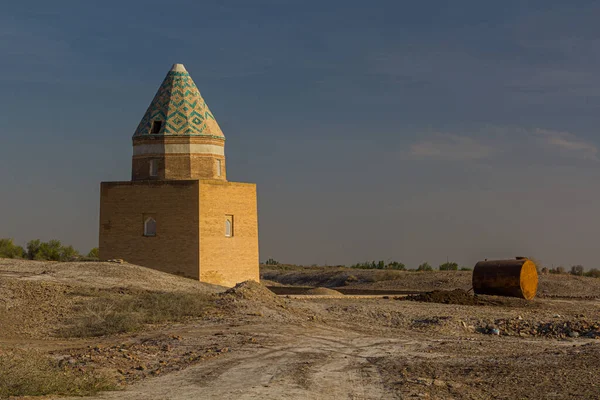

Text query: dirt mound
(0, 259), (223, 293)
(0, 259), (224, 339)
(223, 281), (283, 303)
(402, 289), (488, 306)
(305, 287), (344, 296)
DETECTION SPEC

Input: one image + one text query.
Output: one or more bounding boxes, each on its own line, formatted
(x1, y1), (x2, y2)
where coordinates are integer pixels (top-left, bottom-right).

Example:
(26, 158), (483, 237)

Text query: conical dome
(131, 64), (227, 181)
(134, 64), (224, 138)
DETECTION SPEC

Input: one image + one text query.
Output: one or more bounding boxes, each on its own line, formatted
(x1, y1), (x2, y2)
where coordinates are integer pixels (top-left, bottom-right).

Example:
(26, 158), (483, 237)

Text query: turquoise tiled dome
(134, 64), (225, 139)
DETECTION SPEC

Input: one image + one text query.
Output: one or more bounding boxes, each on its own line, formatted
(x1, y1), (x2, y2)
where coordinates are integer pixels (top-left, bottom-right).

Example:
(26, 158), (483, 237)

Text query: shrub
(63, 298), (141, 337)
(386, 261), (406, 270)
(570, 265), (584, 276)
(549, 266), (566, 274)
(439, 262), (458, 271)
(585, 268), (600, 278)
(61, 290), (214, 337)
(460, 267), (473, 271)
(0, 238), (25, 258)
(265, 258), (280, 265)
(417, 262), (433, 271)
(0, 350), (115, 397)
(350, 260), (405, 270)
(87, 247), (99, 259)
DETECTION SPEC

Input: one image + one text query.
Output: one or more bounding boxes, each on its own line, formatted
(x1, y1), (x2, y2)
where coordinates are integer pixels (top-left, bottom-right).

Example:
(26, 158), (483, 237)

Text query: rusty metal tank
(472, 257), (538, 300)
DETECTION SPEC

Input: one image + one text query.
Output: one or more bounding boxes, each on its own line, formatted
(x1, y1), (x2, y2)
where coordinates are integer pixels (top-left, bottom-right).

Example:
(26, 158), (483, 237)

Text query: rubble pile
(480, 318), (600, 339)
(222, 281), (284, 304)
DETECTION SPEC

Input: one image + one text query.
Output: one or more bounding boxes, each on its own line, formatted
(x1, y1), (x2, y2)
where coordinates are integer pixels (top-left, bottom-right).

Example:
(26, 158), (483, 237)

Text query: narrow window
(216, 159), (222, 177)
(144, 217), (156, 237)
(151, 120), (163, 134)
(149, 159), (158, 177)
(225, 215), (233, 237)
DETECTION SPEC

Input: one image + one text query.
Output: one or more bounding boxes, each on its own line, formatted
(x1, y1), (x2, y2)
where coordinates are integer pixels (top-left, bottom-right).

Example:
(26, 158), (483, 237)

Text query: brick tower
(99, 64), (259, 286)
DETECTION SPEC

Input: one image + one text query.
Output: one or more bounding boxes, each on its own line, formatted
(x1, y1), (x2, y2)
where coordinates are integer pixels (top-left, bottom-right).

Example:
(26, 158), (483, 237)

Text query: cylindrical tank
(472, 258), (538, 300)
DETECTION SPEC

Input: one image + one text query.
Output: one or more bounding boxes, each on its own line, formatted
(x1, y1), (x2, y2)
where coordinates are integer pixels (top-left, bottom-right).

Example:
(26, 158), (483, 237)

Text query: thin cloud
(534, 129), (598, 161)
(406, 127), (599, 164)
(409, 134), (493, 161)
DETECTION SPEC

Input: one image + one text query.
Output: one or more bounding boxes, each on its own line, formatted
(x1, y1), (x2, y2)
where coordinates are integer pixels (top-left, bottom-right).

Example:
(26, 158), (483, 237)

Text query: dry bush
(136, 291), (213, 323)
(61, 290), (214, 338)
(586, 268), (600, 278)
(0, 350), (116, 397)
(62, 298), (141, 337)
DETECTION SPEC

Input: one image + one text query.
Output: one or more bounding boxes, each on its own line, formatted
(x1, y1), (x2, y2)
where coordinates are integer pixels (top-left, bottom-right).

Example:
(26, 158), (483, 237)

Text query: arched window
(149, 159), (158, 177)
(144, 217), (156, 237)
(216, 159), (222, 177)
(225, 219), (232, 237)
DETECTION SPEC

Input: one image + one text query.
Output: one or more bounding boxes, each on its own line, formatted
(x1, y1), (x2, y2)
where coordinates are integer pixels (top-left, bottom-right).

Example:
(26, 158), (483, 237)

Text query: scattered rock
(478, 318), (599, 339)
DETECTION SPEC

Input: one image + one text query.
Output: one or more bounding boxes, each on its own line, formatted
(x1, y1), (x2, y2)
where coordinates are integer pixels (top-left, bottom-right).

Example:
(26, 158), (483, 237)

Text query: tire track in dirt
(74, 326), (423, 400)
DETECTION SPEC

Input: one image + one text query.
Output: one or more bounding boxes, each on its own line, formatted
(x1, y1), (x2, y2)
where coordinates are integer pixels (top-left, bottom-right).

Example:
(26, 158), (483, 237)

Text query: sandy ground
(67, 296), (600, 400)
(1, 260), (600, 399)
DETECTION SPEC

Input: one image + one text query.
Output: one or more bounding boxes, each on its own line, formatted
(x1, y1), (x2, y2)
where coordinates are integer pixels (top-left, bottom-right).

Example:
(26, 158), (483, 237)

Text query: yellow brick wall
(199, 180), (259, 286)
(99, 180), (200, 279)
(131, 136), (226, 181)
(132, 155), (226, 181)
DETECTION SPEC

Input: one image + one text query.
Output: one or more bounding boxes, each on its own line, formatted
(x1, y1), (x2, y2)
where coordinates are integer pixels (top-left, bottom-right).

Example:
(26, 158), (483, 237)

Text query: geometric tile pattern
(134, 67), (225, 139)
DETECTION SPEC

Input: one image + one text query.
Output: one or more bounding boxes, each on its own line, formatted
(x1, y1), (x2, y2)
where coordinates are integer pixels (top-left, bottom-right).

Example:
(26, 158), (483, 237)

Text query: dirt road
(68, 315), (600, 400)
(73, 325), (408, 400)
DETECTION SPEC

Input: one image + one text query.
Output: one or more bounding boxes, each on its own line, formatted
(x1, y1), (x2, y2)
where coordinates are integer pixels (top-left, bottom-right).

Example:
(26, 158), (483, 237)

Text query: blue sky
(2, 0), (600, 268)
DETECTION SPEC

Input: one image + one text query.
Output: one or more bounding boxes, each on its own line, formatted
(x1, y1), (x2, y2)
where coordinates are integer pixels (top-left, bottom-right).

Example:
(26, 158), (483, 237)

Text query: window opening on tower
(151, 120), (162, 134)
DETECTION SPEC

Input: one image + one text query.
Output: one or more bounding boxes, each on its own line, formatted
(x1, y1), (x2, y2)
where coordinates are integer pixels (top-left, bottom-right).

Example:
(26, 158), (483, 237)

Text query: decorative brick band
(133, 143), (225, 156)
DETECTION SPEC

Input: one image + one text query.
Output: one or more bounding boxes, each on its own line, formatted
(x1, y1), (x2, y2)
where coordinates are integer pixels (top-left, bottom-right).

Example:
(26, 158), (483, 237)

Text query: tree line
(0, 238), (98, 262)
(348, 260), (471, 271)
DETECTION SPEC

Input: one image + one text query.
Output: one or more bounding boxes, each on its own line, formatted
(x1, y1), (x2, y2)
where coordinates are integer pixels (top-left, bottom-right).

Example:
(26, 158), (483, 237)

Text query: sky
(2, 0), (600, 269)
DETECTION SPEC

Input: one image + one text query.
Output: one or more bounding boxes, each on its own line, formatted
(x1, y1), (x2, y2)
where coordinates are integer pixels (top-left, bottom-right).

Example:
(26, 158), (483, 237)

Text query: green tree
(386, 261), (406, 270)
(417, 262), (433, 271)
(26, 239), (42, 260)
(439, 262), (459, 271)
(59, 245), (79, 261)
(0, 238), (25, 258)
(26, 239), (79, 261)
(35, 240), (63, 261)
(87, 247), (99, 259)
(570, 265), (584, 276)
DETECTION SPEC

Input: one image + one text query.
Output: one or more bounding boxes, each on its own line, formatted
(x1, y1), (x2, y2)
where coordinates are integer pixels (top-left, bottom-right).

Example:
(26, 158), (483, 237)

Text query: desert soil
(1, 260), (600, 399)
